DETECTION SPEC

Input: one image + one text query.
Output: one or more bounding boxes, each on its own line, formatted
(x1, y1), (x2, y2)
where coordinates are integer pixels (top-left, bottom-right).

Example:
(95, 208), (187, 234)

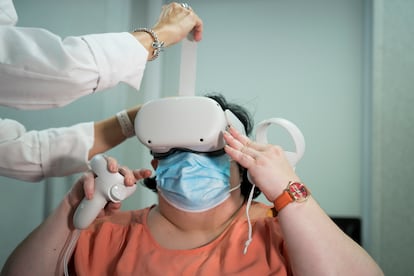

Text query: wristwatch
(274, 181), (311, 212)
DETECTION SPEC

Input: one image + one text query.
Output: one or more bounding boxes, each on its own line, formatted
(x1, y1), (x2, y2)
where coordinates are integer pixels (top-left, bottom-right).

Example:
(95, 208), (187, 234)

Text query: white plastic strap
(178, 38), (198, 96)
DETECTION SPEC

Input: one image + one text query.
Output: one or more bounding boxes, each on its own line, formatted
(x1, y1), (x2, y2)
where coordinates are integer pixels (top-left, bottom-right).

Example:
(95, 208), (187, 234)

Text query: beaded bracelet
(134, 28), (164, 61)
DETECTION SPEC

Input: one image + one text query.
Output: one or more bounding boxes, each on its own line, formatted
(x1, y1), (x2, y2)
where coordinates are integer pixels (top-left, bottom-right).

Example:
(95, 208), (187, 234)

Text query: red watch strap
(274, 190), (293, 212)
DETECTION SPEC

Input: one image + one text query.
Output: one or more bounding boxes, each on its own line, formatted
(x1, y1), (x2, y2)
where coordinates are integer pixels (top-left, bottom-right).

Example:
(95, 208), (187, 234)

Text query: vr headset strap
(178, 38), (198, 96)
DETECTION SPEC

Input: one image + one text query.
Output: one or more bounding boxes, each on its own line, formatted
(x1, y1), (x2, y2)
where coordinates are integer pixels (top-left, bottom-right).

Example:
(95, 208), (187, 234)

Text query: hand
(152, 2), (203, 45)
(66, 155), (152, 218)
(223, 127), (301, 202)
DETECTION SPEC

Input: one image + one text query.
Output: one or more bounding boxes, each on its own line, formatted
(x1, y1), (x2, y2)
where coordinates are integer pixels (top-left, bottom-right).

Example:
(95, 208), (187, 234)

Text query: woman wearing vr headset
(2, 95), (383, 275)
(0, 1), (202, 182)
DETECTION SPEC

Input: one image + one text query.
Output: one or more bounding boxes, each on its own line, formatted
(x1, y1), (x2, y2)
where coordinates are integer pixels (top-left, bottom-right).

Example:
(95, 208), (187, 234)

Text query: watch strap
(274, 190), (294, 212)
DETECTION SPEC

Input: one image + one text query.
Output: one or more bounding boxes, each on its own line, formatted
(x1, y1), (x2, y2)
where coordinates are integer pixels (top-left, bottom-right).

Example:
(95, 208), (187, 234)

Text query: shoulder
(249, 201), (277, 219)
(231, 201), (282, 236)
(243, 201), (283, 236)
(87, 206), (152, 231)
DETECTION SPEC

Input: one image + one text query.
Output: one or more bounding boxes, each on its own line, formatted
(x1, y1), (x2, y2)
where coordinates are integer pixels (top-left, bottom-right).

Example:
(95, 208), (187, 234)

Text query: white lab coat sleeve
(0, 0), (17, 25)
(0, 26), (148, 110)
(0, 118), (94, 182)
(0, 0), (149, 110)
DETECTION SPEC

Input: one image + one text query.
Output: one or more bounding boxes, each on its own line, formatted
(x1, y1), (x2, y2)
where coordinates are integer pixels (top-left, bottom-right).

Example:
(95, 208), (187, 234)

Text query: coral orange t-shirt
(72, 202), (292, 276)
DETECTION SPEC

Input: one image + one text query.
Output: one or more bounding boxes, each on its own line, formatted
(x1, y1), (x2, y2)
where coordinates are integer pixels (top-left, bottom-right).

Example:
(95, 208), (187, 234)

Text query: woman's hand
(66, 155), (152, 218)
(152, 2), (203, 45)
(223, 127), (301, 202)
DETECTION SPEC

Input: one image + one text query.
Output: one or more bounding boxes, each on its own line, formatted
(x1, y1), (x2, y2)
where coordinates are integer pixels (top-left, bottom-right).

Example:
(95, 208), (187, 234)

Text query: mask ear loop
(229, 183), (241, 193)
(243, 182), (256, 254)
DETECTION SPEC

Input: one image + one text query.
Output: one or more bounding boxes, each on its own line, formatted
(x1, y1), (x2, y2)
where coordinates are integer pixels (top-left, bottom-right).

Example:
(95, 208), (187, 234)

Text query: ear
(151, 159), (159, 170)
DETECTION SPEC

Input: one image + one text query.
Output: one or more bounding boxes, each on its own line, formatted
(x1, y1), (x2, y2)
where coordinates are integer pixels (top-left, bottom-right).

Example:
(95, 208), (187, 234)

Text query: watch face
(288, 182), (310, 202)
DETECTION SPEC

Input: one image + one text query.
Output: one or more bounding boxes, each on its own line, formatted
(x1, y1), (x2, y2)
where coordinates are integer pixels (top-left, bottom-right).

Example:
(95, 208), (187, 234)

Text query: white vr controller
(254, 118), (305, 167)
(73, 154), (137, 229)
(246, 118), (305, 184)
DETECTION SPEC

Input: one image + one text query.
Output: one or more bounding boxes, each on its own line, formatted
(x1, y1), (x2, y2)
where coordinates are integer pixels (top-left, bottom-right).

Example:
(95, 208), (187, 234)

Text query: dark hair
(142, 93), (262, 199)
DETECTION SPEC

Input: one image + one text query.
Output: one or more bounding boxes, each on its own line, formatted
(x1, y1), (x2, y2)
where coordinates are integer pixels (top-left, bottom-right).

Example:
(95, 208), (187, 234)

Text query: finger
(228, 137), (260, 163)
(176, 5), (202, 41)
(67, 174), (89, 208)
(227, 125), (249, 143)
(118, 166), (137, 187)
(132, 169), (153, 181)
(104, 155), (118, 173)
(82, 171), (96, 200)
(227, 126), (267, 151)
(240, 144), (260, 160)
(223, 130), (257, 156)
(223, 130), (245, 150)
(224, 144), (255, 169)
(191, 15), (203, 41)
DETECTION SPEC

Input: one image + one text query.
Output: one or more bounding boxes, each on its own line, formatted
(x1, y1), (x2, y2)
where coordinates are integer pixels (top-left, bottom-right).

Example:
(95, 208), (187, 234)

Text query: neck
(146, 190), (245, 250)
(155, 192), (244, 233)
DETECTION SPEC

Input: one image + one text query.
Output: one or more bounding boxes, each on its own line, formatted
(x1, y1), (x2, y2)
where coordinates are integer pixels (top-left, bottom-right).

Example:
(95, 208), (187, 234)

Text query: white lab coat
(0, 0), (148, 181)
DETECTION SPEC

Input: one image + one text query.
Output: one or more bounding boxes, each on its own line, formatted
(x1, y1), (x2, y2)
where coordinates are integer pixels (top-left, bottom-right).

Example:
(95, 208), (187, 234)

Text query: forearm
(1, 198), (74, 276)
(222, 122), (382, 274)
(278, 198), (383, 276)
(88, 106), (140, 159)
(0, 107), (140, 181)
(0, 27), (147, 110)
(0, 119), (92, 181)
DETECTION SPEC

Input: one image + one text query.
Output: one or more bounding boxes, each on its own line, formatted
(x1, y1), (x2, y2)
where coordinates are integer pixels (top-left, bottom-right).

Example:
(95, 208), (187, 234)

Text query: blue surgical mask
(156, 151), (240, 212)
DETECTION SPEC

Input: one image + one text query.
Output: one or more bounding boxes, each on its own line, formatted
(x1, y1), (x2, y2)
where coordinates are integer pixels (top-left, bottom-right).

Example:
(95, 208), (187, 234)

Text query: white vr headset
(134, 96), (246, 158)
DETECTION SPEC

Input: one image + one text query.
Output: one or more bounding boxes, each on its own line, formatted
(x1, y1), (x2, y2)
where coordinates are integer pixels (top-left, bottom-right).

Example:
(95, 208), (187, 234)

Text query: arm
(0, 160), (152, 276)
(0, 2), (203, 110)
(0, 106), (140, 182)
(223, 127), (384, 276)
(1, 190), (78, 276)
(88, 107), (140, 159)
(0, 28), (147, 110)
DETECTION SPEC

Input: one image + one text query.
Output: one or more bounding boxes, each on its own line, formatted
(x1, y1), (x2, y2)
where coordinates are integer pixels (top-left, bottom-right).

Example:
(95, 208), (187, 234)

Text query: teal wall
(166, 0), (366, 218)
(371, 0), (414, 274)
